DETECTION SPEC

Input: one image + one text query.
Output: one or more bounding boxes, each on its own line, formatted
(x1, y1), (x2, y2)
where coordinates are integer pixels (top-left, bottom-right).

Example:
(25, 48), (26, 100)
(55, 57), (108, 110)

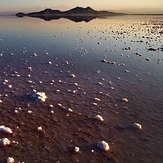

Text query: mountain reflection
(17, 15), (98, 22)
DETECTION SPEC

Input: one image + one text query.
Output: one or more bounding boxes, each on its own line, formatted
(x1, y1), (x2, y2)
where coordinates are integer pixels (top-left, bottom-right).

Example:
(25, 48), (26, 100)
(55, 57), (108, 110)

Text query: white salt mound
(133, 123), (142, 129)
(95, 115), (104, 121)
(74, 147), (80, 153)
(7, 157), (15, 163)
(0, 138), (11, 146)
(0, 126), (13, 134)
(97, 141), (110, 151)
(38, 126), (43, 131)
(32, 92), (47, 102)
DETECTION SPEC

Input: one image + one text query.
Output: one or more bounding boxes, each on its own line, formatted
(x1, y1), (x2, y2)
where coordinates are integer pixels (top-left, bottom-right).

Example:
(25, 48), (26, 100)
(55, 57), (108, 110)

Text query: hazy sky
(1, 0), (163, 13)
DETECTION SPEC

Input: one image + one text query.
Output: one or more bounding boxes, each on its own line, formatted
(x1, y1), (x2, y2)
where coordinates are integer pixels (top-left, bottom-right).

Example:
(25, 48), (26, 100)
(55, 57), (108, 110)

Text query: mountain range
(16, 7), (124, 22)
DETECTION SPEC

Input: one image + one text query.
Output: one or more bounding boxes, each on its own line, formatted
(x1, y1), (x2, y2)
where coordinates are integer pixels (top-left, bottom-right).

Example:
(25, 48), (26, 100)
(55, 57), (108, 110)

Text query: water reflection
(16, 14), (104, 22)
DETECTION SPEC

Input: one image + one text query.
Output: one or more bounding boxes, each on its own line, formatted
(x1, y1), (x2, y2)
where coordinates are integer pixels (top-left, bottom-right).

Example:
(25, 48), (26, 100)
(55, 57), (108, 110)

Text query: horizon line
(0, 6), (163, 15)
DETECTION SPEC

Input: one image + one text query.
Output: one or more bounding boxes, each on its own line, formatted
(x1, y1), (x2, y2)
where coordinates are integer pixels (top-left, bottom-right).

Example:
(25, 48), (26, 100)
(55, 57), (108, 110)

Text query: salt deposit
(48, 61), (52, 64)
(68, 108), (73, 112)
(122, 98), (129, 103)
(97, 141), (110, 151)
(49, 104), (54, 108)
(74, 147), (80, 153)
(133, 123), (142, 129)
(95, 115), (104, 121)
(32, 92), (47, 102)
(70, 74), (76, 78)
(6, 157), (15, 163)
(0, 138), (11, 146)
(0, 126), (13, 134)
(95, 97), (101, 101)
(27, 110), (32, 114)
(38, 126), (43, 131)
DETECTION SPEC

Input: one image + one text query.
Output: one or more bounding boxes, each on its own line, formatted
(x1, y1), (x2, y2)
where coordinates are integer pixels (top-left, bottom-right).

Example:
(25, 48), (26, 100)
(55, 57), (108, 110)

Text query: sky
(0, 0), (163, 14)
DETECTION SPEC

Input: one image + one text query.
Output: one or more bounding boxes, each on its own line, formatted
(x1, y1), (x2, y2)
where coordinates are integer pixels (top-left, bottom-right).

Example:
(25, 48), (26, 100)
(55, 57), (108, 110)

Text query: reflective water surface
(0, 15), (163, 163)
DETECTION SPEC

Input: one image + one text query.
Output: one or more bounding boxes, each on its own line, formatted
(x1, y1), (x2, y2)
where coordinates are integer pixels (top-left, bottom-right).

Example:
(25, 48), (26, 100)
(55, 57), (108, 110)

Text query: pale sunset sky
(0, 0), (163, 14)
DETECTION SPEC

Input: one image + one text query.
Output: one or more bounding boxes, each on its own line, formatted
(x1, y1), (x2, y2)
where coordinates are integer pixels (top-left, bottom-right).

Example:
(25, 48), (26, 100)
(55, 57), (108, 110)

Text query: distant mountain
(16, 7), (125, 22)
(65, 6), (97, 14)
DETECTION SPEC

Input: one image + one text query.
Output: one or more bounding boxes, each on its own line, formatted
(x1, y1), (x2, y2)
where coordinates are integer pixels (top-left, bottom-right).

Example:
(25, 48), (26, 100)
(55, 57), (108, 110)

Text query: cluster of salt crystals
(97, 141), (110, 151)
(32, 92), (47, 102)
(7, 157), (15, 163)
(0, 138), (11, 146)
(0, 126), (13, 134)
(0, 126), (14, 162)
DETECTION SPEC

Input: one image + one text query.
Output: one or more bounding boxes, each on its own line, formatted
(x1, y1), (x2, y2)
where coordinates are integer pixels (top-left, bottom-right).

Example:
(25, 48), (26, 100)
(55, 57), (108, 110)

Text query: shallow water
(0, 15), (163, 163)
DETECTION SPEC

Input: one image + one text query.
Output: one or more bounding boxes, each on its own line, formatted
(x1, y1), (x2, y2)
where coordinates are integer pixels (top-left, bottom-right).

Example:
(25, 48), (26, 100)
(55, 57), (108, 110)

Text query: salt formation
(6, 157), (15, 163)
(0, 138), (11, 146)
(95, 115), (104, 121)
(101, 59), (107, 63)
(27, 110), (32, 114)
(95, 97), (101, 101)
(70, 74), (76, 78)
(133, 123), (142, 129)
(97, 141), (110, 151)
(0, 126), (13, 134)
(32, 92), (47, 102)
(48, 61), (52, 64)
(28, 67), (32, 71)
(38, 126), (43, 131)
(74, 147), (80, 153)
(122, 98), (129, 103)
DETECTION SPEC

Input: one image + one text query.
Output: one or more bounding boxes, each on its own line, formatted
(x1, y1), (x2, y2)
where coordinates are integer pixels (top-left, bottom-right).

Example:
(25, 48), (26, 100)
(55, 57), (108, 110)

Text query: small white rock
(14, 110), (18, 114)
(38, 126), (43, 131)
(70, 74), (75, 78)
(32, 92), (47, 102)
(92, 102), (98, 106)
(68, 108), (73, 112)
(0, 138), (11, 146)
(51, 110), (54, 114)
(125, 70), (130, 73)
(133, 123), (142, 129)
(74, 147), (80, 153)
(0, 126), (13, 134)
(6, 157), (15, 163)
(95, 115), (104, 121)
(97, 141), (110, 151)
(33, 53), (37, 56)
(28, 110), (32, 114)
(49, 104), (53, 108)
(48, 61), (52, 65)
(122, 98), (129, 103)
(8, 85), (12, 88)
(95, 97), (101, 101)
(28, 67), (32, 71)
(98, 82), (103, 85)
